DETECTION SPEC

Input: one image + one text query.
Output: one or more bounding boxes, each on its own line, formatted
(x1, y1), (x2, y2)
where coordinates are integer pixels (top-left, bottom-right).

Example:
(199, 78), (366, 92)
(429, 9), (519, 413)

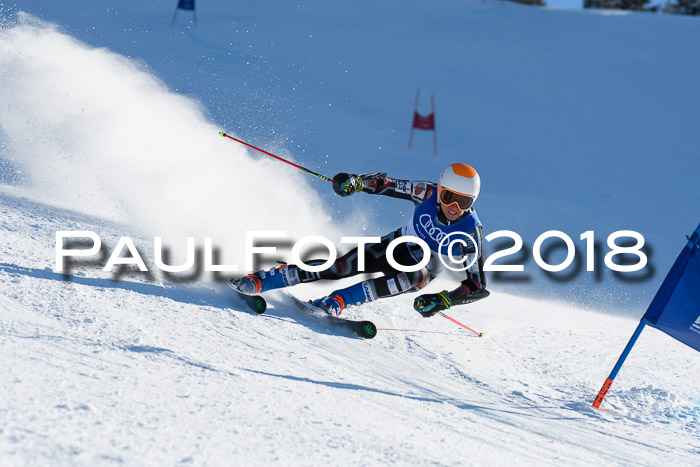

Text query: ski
(287, 294), (377, 339)
(226, 279), (267, 314)
(226, 278), (375, 338)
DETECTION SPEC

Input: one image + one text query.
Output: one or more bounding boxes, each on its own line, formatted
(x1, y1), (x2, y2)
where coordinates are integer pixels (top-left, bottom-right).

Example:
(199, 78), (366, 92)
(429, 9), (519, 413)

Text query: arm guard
(358, 173), (436, 205)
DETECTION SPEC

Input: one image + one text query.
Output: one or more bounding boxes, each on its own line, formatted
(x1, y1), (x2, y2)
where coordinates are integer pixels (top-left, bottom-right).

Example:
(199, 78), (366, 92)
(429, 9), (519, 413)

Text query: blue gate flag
(177, 0), (195, 11)
(172, 0), (197, 27)
(593, 222), (700, 409)
(642, 223), (700, 352)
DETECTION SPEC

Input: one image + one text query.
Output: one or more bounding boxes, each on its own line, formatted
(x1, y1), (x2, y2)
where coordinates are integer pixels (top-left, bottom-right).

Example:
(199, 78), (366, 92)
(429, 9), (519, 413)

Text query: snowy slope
(1, 189), (698, 464)
(3, 0), (700, 310)
(1, 0), (699, 464)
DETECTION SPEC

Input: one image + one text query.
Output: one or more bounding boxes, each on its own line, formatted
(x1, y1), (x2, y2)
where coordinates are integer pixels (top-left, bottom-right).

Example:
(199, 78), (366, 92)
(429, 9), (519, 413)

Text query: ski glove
(332, 173), (363, 197)
(414, 291), (451, 317)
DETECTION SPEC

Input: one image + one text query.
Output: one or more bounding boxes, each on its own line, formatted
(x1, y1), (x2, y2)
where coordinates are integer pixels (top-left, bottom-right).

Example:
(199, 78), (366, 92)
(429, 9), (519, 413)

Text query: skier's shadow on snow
(0, 262), (231, 310)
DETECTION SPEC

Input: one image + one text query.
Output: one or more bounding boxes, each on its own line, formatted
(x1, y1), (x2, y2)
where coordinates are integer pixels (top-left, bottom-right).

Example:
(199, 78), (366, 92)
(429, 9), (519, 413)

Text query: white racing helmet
(438, 163), (481, 210)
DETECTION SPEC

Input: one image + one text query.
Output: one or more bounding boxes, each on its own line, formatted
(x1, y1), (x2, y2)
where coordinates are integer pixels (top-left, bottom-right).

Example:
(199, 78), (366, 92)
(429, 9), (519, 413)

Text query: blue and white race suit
(288, 173), (488, 306)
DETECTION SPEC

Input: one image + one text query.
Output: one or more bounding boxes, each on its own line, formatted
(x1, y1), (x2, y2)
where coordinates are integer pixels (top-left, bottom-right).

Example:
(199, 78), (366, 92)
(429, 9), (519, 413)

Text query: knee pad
(406, 268), (432, 293)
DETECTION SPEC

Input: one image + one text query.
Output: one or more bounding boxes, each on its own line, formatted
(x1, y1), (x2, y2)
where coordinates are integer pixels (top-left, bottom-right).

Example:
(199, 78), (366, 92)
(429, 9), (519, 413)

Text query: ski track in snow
(1, 190), (698, 464)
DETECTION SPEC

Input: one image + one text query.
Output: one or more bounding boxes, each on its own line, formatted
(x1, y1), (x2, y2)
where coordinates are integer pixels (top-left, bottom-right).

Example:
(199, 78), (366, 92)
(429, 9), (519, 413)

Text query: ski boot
(313, 281), (375, 317)
(233, 264), (297, 295)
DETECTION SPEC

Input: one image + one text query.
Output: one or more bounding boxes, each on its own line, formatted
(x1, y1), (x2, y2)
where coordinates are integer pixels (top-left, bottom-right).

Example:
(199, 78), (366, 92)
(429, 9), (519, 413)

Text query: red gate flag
(412, 112), (435, 130)
(408, 88), (438, 155)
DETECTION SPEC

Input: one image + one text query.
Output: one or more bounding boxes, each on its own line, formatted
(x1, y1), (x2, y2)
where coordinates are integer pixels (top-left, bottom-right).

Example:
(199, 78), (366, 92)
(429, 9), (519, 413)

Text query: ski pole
(436, 311), (484, 337)
(219, 131), (333, 184)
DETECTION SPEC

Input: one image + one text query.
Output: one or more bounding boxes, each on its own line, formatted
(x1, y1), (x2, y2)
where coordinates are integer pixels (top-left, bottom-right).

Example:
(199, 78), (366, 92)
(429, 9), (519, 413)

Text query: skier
(232, 163), (490, 317)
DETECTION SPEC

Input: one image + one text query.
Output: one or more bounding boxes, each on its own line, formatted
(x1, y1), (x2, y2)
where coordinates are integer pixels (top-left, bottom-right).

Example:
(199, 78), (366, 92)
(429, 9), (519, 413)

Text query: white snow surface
(1, 190), (698, 464)
(0, 0), (699, 464)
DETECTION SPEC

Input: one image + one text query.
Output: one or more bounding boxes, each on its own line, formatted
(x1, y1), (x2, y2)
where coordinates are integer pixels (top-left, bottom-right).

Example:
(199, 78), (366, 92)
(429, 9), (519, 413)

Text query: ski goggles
(439, 187), (474, 211)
